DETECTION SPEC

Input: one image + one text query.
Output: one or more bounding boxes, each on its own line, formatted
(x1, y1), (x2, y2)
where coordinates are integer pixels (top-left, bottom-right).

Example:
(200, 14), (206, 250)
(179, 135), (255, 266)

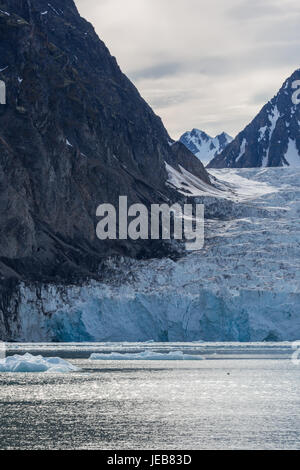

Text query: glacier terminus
(3, 167), (299, 343)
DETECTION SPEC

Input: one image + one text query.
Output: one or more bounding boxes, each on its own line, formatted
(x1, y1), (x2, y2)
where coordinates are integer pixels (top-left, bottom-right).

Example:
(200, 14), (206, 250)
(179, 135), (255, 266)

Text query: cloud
(228, 0), (286, 19)
(229, 0), (300, 20)
(75, 0), (300, 139)
(251, 90), (274, 105)
(130, 62), (182, 80)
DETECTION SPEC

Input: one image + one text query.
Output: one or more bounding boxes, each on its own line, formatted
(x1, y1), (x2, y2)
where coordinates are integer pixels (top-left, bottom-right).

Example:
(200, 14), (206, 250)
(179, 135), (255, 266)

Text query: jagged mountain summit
(0, 0), (210, 282)
(179, 129), (233, 166)
(208, 69), (300, 168)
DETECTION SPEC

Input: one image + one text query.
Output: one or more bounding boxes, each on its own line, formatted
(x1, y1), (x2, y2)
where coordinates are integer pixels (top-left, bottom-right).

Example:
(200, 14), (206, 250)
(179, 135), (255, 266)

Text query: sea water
(0, 342), (299, 450)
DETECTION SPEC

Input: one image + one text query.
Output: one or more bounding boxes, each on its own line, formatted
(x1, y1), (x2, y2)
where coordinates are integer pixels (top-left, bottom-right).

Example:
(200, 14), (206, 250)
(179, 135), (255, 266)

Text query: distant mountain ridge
(179, 129), (233, 166)
(208, 69), (300, 168)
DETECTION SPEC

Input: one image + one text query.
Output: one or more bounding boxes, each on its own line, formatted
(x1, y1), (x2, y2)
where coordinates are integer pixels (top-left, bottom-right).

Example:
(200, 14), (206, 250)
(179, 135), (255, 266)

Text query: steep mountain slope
(0, 0), (210, 282)
(3, 167), (300, 341)
(208, 69), (300, 168)
(180, 129), (232, 166)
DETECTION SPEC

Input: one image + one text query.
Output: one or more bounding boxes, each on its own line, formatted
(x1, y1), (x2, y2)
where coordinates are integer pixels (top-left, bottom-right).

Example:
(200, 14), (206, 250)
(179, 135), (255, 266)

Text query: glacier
(1, 167), (300, 342)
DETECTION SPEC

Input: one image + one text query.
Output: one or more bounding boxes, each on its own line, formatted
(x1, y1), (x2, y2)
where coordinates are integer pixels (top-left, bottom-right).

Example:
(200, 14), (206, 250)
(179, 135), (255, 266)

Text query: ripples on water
(0, 342), (299, 450)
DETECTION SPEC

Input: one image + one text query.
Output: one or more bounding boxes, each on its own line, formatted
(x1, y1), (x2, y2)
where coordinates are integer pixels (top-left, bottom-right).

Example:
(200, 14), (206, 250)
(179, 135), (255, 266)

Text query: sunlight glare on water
(0, 342), (299, 450)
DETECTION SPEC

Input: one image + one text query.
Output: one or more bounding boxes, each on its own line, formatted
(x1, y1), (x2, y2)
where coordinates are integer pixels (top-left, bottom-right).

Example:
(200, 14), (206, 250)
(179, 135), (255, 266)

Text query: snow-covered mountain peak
(209, 68), (300, 168)
(179, 129), (233, 166)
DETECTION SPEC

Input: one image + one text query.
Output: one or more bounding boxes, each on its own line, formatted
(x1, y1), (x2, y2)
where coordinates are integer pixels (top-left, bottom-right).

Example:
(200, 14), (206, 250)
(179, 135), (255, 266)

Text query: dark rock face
(208, 69), (300, 169)
(0, 0), (210, 282)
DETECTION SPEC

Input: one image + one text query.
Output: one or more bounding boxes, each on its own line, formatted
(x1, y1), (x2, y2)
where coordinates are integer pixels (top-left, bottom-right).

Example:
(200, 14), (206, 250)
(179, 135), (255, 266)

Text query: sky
(75, 0), (300, 140)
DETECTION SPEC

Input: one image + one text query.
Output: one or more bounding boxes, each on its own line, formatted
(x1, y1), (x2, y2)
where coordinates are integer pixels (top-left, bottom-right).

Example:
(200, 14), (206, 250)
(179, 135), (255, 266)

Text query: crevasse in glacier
(5, 168), (300, 342)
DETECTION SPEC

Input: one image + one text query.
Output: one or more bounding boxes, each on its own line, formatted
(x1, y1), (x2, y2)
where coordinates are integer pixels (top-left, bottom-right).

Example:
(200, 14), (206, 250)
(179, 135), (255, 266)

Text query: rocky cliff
(0, 0), (210, 284)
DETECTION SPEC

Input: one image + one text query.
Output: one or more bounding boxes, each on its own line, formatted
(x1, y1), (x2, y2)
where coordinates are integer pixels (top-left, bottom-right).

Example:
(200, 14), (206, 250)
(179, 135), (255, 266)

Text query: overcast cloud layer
(75, 0), (300, 140)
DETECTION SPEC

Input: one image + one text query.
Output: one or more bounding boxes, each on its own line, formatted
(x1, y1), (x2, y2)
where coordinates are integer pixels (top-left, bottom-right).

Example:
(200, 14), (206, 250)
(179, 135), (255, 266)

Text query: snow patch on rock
(284, 139), (300, 167)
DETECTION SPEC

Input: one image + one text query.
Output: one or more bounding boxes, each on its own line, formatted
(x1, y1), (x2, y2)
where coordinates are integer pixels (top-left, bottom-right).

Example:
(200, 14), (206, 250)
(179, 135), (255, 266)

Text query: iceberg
(0, 353), (79, 373)
(90, 351), (205, 360)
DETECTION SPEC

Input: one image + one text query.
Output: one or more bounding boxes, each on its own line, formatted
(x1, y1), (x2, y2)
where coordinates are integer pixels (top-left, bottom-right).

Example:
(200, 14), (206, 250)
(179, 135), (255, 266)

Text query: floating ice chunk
(90, 351), (205, 360)
(0, 353), (78, 373)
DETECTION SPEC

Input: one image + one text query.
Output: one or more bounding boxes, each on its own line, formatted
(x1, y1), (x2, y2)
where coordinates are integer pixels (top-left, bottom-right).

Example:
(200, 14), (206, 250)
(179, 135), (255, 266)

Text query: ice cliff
(2, 167), (299, 342)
